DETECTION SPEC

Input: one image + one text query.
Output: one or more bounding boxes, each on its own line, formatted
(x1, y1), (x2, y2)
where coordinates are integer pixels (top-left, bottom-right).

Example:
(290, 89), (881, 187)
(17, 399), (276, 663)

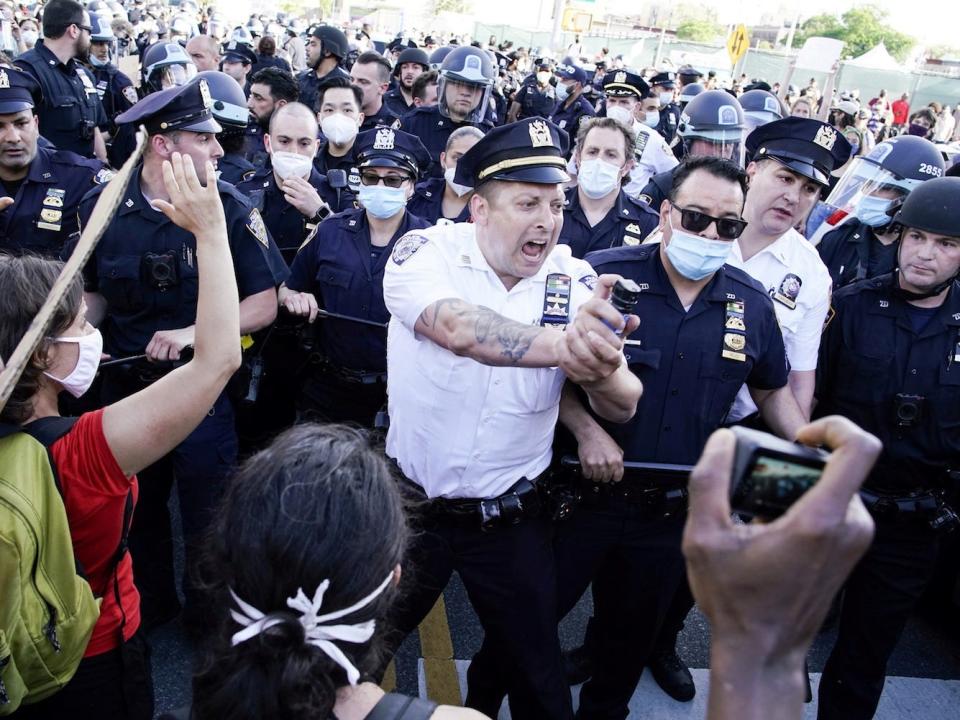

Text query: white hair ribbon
(229, 572), (394, 685)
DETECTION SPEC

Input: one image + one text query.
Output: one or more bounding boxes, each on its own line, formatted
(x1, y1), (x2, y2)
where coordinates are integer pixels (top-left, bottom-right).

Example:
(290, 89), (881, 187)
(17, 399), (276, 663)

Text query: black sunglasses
(360, 172), (412, 188)
(74, 23), (92, 33)
(671, 203), (747, 240)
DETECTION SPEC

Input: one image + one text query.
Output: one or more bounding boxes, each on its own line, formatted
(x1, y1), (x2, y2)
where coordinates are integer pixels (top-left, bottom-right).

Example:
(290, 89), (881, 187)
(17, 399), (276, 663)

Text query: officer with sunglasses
(554, 155), (806, 718)
(278, 127), (431, 426)
(643, 115), (854, 703)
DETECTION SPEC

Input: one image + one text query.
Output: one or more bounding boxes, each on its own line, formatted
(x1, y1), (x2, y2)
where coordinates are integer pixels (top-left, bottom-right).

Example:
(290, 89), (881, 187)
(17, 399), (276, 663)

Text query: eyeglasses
(74, 23), (92, 33)
(671, 203), (747, 240)
(360, 172), (412, 188)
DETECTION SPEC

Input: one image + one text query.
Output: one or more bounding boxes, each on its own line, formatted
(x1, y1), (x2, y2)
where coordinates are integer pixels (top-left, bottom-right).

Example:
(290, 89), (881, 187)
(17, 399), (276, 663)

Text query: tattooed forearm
(415, 297), (547, 365)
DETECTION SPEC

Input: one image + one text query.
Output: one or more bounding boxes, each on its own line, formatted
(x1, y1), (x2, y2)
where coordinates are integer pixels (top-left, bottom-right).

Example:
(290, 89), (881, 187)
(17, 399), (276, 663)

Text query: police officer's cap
(116, 78), (222, 135)
(454, 117), (570, 187)
(89, 13), (114, 42)
(677, 64), (702, 79)
(221, 40), (256, 65)
(0, 65), (42, 114)
(355, 127), (430, 179)
(556, 59), (587, 85)
(649, 71), (676, 88)
(746, 116), (852, 186)
(602, 70), (649, 99)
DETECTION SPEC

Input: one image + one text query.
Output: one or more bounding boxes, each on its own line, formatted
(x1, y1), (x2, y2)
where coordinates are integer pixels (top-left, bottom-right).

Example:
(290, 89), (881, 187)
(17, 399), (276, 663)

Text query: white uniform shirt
(726, 228), (832, 421)
(624, 124), (678, 200)
(383, 223), (597, 499)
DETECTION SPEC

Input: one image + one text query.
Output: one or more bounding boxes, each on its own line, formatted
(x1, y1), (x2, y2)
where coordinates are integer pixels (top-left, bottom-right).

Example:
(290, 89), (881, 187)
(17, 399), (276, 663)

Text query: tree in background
(793, 5), (914, 61)
(676, 18), (723, 43)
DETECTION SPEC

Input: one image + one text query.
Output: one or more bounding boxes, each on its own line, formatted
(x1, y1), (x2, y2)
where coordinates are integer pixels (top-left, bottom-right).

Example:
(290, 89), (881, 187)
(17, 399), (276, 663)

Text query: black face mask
(907, 123), (930, 137)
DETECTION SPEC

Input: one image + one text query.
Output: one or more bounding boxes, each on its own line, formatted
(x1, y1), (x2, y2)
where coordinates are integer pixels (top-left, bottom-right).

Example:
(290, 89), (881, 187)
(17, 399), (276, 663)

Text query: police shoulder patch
(578, 273), (598, 290)
(391, 233), (430, 265)
(93, 167), (115, 185)
(242, 169), (256, 182)
(246, 208), (269, 247)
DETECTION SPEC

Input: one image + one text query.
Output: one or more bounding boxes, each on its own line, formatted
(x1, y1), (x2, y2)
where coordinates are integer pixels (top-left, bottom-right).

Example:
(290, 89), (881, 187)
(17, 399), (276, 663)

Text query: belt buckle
(480, 498), (501, 532)
(499, 492), (524, 526)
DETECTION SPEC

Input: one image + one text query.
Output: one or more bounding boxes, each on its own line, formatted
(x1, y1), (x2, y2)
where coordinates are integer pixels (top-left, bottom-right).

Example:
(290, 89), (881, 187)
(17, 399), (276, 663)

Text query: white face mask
(606, 105), (633, 127)
(643, 110), (661, 127)
(444, 166), (472, 196)
(271, 150), (313, 180)
(44, 330), (103, 399)
(659, 91), (674, 105)
(321, 113), (359, 146)
(578, 158), (621, 199)
(21, 29), (38, 46)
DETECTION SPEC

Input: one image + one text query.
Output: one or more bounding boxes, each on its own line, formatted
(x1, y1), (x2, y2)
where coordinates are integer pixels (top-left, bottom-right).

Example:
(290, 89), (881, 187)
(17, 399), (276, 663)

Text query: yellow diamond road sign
(727, 24), (749, 66)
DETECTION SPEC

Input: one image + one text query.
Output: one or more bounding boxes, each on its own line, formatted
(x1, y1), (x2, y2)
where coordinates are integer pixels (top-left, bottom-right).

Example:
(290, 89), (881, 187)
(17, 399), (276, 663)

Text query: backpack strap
(21, 416), (80, 446)
(365, 692), (438, 720)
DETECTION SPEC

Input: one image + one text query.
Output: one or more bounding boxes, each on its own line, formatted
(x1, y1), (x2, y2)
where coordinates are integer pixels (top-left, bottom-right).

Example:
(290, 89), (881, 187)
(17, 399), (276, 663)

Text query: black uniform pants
(103, 375), (238, 629)
(817, 517), (940, 720)
(384, 512), (573, 720)
(297, 370), (386, 428)
(555, 496), (687, 720)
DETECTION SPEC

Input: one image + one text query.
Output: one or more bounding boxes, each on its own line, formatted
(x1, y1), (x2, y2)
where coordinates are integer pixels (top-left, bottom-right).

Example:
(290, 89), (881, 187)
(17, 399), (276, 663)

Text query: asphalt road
(149, 500), (960, 719)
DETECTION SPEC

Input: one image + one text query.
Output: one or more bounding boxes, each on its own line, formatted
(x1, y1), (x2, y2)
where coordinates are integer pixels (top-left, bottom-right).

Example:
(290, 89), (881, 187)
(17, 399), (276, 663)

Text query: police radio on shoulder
(729, 426), (828, 520)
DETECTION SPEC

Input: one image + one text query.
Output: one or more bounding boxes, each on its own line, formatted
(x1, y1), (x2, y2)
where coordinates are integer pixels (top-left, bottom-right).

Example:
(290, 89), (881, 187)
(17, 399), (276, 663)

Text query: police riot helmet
(89, 13), (114, 42)
(891, 176), (960, 238)
(429, 45), (454, 69)
(192, 71), (250, 129)
(308, 24), (350, 60)
(826, 135), (946, 229)
(142, 42), (197, 93)
(739, 88), (785, 133)
(231, 26), (253, 45)
(677, 90), (746, 166)
(678, 82), (703, 107)
(438, 46), (495, 124)
(395, 47), (430, 76)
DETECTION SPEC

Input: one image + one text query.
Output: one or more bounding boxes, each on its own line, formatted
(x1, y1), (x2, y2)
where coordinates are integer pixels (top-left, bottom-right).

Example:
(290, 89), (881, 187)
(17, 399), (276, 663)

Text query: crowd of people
(0, 1), (958, 719)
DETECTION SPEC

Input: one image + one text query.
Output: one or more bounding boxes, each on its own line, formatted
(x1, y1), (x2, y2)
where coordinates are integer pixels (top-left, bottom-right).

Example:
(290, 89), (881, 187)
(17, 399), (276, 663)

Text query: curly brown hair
(0, 253), (83, 424)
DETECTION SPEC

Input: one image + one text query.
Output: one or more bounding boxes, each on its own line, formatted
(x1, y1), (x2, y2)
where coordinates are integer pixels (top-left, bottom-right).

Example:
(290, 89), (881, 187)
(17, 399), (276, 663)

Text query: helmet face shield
(438, 75), (491, 124)
(682, 129), (745, 168)
(826, 157), (915, 219)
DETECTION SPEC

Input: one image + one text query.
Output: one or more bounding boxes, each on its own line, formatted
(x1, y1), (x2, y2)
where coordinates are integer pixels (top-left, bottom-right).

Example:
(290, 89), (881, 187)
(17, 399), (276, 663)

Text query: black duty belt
(400, 470), (549, 532)
(859, 488), (959, 533)
(325, 363), (387, 385)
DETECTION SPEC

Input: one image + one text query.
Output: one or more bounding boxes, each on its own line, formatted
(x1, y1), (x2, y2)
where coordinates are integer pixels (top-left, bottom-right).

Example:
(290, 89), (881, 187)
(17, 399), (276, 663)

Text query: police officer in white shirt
(381, 117), (643, 720)
(728, 117), (853, 422)
(600, 70), (678, 198)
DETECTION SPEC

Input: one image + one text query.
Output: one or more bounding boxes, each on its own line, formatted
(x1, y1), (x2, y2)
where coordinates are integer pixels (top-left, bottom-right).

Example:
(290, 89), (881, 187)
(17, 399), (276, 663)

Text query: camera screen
(733, 452), (824, 519)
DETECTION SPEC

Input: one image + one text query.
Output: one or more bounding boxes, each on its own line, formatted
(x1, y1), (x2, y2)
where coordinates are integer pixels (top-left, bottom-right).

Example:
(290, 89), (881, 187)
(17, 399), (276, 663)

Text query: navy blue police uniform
(554, 243), (788, 719)
(395, 104), (490, 178)
(217, 150), (256, 185)
(237, 162), (356, 265)
(817, 219), (899, 290)
(559, 185), (659, 258)
(650, 72), (681, 144)
(513, 73), (555, 120)
(242, 119), (268, 167)
(297, 65), (350, 113)
(313, 138), (359, 177)
(405, 175), (471, 226)
(92, 63), (137, 129)
(383, 85), (412, 118)
(359, 101), (398, 132)
(76, 79), (288, 631)
(549, 62), (596, 145)
(284, 127), (430, 426)
(0, 68), (113, 257)
(638, 168), (675, 210)
(815, 269), (960, 719)
(15, 40), (108, 158)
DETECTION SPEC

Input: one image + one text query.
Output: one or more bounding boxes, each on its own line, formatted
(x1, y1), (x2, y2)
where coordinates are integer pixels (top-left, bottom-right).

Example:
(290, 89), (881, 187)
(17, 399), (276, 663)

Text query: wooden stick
(0, 126), (147, 412)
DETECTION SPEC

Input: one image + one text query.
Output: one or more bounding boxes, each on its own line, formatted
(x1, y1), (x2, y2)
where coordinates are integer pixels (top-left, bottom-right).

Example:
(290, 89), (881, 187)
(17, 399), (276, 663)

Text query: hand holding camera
(682, 417), (879, 717)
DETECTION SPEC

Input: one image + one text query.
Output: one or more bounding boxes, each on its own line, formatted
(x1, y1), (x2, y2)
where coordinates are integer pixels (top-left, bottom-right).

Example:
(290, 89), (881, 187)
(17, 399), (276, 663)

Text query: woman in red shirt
(1, 154), (241, 719)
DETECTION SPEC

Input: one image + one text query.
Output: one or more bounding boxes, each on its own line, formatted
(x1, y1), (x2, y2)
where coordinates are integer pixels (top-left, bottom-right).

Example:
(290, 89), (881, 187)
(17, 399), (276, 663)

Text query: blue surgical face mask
(89, 54), (108, 68)
(854, 195), (894, 227)
(664, 215), (733, 281)
(556, 81), (571, 102)
(359, 184), (407, 219)
(643, 110), (660, 127)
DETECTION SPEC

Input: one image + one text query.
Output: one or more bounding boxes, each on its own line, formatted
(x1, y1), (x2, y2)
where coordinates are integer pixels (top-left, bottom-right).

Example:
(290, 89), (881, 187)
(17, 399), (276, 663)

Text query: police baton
(560, 455), (694, 483)
(98, 346), (194, 369)
(0, 128), (147, 412)
(280, 306), (388, 329)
